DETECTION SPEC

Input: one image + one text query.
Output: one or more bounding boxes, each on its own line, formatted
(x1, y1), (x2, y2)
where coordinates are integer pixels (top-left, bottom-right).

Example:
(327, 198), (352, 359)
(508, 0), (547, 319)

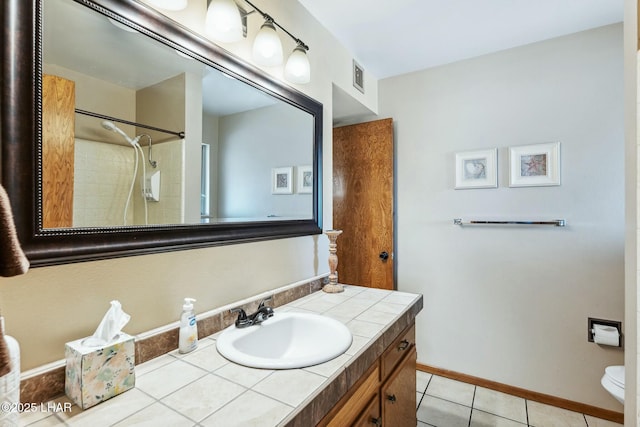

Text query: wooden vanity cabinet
(318, 322), (416, 427)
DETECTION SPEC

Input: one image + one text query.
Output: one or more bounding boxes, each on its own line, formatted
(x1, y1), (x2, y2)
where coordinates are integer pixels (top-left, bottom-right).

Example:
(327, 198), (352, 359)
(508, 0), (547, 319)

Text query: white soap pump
(178, 298), (198, 354)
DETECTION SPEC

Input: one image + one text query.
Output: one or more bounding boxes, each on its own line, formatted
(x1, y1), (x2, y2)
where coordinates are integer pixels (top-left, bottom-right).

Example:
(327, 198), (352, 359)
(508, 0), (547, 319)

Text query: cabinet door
(381, 347), (417, 427)
(353, 393), (381, 427)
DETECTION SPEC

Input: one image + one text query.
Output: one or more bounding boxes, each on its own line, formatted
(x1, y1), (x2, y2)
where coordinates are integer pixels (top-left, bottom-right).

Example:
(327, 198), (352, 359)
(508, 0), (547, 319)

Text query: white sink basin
(216, 312), (353, 369)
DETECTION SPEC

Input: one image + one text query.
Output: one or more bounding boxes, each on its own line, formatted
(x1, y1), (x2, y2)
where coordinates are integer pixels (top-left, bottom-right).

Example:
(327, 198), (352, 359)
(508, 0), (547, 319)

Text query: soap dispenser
(178, 298), (198, 354)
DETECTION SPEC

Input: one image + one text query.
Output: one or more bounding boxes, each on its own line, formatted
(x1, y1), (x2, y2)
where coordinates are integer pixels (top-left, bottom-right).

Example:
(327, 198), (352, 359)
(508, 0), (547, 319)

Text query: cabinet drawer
(322, 363), (379, 427)
(380, 324), (415, 380)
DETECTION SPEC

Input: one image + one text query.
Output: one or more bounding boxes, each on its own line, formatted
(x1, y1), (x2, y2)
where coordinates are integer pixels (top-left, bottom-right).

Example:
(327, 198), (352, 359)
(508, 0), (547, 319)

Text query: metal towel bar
(453, 218), (566, 227)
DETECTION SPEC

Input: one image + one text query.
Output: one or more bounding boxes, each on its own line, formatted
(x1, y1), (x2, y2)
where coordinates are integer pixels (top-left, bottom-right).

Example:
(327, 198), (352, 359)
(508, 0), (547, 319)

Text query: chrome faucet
(230, 296), (274, 328)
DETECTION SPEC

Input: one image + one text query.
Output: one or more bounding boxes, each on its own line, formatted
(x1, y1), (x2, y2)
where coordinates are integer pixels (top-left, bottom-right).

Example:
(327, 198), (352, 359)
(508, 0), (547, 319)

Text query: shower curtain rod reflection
(75, 109), (185, 139)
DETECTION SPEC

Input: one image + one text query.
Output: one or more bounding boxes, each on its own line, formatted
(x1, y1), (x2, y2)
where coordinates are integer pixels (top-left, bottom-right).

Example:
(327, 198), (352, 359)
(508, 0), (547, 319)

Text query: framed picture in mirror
(272, 167), (293, 194)
(297, 165), (313, 194)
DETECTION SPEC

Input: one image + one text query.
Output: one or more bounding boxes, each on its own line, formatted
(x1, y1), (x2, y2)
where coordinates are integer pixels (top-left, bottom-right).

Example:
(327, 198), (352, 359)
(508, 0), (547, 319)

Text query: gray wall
(379, 24), (625, 410)
(218, 103), (314, 219)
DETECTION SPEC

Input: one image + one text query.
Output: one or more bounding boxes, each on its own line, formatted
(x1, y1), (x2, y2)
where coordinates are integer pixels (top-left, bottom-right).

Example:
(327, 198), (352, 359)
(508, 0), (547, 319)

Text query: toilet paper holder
(588, 317), (622, 348)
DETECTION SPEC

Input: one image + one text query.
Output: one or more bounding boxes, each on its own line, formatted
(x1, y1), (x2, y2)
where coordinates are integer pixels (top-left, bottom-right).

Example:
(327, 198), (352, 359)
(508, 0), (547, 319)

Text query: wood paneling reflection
(42, 74), (75, 228)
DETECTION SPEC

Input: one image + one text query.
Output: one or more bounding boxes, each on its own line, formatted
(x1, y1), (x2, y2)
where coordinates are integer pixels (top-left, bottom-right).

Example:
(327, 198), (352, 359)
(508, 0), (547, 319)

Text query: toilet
(601, 365), (624, 404)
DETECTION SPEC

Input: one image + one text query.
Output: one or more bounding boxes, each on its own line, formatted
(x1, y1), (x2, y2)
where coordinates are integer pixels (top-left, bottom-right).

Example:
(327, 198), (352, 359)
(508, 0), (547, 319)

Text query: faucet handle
(230, 307), (247, 321)
(258, 296), (273, 309)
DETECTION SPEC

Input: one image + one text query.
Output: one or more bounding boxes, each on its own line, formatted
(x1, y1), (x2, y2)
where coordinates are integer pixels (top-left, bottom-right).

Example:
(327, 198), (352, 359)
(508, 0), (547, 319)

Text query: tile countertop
(20, 285), (423, 427)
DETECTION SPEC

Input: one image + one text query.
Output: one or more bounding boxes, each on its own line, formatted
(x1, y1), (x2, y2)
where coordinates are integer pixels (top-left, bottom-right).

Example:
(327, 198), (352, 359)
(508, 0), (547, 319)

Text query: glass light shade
(252, 21), (283, 66)
(284, 46), (311, 84)
(205, 0), (243, 42)
(147, 0), (188, 11)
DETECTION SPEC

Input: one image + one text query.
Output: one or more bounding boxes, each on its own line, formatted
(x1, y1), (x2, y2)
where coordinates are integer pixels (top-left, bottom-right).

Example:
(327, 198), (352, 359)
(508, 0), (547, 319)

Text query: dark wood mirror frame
(1, 0), (323, 267)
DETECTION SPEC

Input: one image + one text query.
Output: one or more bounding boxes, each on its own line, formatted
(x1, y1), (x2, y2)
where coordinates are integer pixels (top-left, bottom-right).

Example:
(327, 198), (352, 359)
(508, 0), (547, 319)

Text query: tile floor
(416, 371), (622, 427)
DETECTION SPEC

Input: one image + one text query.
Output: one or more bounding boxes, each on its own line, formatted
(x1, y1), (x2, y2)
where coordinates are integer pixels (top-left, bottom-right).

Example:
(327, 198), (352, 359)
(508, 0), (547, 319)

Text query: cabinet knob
(386, 393), (397, 403)
(397, 339), (410, 351)
(370, 416), (382, 426)
(379, 251), (389, 261)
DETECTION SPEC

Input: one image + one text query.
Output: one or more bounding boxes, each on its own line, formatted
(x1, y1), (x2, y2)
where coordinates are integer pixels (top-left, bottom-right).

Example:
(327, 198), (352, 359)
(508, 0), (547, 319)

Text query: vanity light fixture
(146, 0), (188, 11)
(284, 41), (311, 84)
(206, 0), (311, 84)
(252, 17), (283, 66)
(205, 0), (244, 42)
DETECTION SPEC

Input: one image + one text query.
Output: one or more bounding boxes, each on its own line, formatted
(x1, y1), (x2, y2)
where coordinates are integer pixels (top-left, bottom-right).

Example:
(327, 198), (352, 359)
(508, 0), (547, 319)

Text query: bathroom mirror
(1, 0), (323, 266)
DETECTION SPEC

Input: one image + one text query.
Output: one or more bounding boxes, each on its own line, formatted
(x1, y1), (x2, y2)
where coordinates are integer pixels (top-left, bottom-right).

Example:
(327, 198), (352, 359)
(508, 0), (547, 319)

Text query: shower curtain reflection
(100, 120), (148, 225)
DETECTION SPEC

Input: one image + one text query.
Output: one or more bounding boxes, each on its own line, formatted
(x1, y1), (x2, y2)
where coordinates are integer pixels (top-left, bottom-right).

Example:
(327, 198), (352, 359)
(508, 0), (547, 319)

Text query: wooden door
(42, 74), (75, 228)
(333, 118), (394, 289)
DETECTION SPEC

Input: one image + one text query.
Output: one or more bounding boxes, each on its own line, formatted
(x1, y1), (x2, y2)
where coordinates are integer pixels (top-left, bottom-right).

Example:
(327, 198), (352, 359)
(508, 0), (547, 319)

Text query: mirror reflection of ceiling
(43, 0), (276, 116)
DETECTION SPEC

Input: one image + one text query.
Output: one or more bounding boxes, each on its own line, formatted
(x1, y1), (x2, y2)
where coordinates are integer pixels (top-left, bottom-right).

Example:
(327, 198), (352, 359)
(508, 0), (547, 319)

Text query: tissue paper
(593, 324), (620, 347)
(65, 300), (135, 409)
(82, 300), (131, 347)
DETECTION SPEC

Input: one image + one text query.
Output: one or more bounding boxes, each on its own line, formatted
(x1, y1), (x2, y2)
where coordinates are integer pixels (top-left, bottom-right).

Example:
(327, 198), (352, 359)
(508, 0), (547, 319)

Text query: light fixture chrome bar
(453, 218), (566, 227)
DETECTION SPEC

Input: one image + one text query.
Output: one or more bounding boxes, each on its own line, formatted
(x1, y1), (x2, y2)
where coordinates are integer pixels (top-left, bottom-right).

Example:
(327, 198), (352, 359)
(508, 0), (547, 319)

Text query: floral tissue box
(64, 333), (135, 409)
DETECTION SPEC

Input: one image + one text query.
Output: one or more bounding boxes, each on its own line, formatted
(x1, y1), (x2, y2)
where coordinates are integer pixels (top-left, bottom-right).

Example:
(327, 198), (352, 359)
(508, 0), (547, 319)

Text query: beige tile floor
(416, 371), (623, 427)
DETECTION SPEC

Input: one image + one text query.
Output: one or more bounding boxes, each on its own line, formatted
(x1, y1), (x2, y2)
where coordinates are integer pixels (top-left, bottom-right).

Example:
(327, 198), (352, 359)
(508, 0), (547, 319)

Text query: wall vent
(353, 59), (364, 93)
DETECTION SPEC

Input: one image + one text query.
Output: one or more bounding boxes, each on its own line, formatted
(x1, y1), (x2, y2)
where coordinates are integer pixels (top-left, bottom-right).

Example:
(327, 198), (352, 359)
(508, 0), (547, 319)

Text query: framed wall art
(271, 167), (293, 194)
(454, 148), (498, 189)
(297, 165), (313, 194)
(509, 142), (560, 187)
